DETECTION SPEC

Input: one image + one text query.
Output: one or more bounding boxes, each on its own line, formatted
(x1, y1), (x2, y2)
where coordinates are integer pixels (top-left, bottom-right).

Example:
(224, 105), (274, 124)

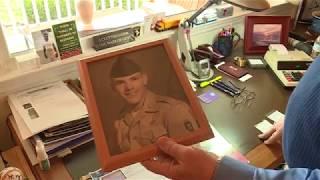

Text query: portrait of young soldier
(41, 29), (58, 62)
(110, 57), (199, 152)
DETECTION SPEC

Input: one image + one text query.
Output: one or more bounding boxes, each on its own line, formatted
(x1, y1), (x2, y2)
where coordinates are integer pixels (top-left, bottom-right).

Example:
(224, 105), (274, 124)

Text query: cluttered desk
(4, 0), (319, 179)
(6, 26), (316, 180)
(5, 39), (291, 180)
(197, 40), (291, 155)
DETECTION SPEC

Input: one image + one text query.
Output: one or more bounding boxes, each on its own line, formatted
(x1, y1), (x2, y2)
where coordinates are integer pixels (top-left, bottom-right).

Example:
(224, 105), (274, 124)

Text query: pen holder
(213, 32), (240, 57)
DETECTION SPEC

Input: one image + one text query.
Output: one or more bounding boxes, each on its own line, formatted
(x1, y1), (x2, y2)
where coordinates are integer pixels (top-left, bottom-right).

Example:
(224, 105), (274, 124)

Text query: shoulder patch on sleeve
(184, 121), (194, 132)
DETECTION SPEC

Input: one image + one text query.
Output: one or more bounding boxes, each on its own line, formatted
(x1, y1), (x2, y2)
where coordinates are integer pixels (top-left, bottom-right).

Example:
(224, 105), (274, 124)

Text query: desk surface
(199, 67), (291, 155)
(204, 43), (291, 154)
(32, 41), (291, 179)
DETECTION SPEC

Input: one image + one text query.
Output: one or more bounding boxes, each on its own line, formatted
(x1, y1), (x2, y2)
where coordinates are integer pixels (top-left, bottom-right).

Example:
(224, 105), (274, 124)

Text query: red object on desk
(217, 62), (248, 78)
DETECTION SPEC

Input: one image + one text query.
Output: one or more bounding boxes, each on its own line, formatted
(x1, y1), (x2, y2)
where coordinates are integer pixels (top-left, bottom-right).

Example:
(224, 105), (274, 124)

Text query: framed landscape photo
(244, 16), (291, 54)
(78, 39), (213, 171)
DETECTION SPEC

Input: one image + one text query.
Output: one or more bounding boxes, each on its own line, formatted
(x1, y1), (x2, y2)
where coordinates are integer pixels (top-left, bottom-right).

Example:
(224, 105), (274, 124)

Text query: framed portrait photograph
(78, 39), (213, 171)
(244, 16), (291, 54)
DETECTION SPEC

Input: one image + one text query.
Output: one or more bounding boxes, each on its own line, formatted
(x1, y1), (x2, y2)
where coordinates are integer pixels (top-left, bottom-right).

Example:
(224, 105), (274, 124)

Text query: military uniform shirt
(114, 90), (198, 152)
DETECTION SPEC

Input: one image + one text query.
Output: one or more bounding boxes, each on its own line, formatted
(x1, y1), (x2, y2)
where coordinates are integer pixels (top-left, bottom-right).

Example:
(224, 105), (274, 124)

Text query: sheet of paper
(255, 120), (273, 133)
(269, 44), (288, 55)
(43, 130), (92, 152)
(267, 110), (285, 123)
(9, 82), (88, 139)
(239, 74), (252, 82)
(8, 100), (33, 140)
(120, 163), (168, 180)
(248, 59), (264, 65)
(100, 170), (126, 180)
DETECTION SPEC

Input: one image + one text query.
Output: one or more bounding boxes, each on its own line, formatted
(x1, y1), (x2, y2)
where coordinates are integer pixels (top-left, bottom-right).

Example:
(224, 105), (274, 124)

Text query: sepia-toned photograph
(252, 24), (282, 46)
(78, 40), (213, 171)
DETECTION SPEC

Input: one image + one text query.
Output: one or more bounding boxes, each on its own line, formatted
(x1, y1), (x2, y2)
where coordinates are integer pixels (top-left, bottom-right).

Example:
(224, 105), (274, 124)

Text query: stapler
(194, 44), (225, 65)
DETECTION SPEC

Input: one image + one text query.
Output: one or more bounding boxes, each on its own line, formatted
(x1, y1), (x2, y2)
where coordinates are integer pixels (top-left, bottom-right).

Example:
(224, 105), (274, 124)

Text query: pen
(210, 82), (235, 96)
(213, 81), (235, 94)
(216, 81), (240, 95)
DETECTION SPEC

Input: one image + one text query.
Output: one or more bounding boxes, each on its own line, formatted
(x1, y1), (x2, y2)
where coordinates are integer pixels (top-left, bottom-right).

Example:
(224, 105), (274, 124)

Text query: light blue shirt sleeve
(214, 156), (320, 180)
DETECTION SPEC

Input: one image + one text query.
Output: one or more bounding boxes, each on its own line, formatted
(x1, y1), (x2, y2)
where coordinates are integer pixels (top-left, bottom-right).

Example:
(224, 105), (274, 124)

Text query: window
(0, 0), (205, 54)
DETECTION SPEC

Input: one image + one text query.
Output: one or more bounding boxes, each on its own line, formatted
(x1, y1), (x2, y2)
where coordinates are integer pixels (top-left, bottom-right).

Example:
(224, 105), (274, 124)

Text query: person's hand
(142, 136), (218, 180)
(258, 119), (284, 144)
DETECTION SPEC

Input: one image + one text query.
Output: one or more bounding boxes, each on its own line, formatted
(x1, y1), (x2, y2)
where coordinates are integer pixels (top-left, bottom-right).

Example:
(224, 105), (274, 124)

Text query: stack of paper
(8, 81), (88, 140)
(8, 81), (92, 164)
(32, 117), (93, 157)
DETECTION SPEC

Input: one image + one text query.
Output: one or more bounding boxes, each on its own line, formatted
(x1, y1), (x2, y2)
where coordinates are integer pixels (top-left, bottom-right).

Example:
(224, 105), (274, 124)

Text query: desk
(197, 41), (290, 169)
(20, 42), (291, 179)
(199, 41), (291, 154)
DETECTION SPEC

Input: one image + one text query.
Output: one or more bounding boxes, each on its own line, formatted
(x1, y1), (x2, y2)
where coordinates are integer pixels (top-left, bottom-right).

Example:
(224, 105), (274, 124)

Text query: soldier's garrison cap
(111, 56), (141, 78)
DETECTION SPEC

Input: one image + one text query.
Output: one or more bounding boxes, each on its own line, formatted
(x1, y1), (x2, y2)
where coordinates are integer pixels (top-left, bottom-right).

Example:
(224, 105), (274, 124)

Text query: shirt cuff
(213, 156), (256, 180)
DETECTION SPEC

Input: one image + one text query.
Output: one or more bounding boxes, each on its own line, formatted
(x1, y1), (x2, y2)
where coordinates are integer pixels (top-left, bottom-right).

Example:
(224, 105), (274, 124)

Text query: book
(52, 20), (82, 59)
(217, 62), (248, 78)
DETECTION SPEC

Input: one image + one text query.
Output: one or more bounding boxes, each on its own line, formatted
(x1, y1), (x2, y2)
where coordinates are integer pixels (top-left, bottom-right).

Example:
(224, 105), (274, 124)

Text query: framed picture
(244, 16), (291, 54)
(31, 28), (60, 64)
(78, 39), (213, 171)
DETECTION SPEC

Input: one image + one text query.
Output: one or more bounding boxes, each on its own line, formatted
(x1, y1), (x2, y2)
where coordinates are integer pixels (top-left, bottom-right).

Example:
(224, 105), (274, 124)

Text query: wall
(0, 2), (298, 150)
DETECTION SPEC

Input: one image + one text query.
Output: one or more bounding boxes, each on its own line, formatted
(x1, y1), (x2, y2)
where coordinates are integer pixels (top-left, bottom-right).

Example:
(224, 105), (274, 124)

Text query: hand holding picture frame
(78, 39), (213, 171)
(244, 16), (291, 54)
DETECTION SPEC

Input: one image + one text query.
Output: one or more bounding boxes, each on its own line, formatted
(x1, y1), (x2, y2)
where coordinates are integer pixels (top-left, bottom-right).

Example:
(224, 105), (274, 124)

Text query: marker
(200, 76), (222, 88)
(215, 81), (240, 95)
(210, 82), (235, 96)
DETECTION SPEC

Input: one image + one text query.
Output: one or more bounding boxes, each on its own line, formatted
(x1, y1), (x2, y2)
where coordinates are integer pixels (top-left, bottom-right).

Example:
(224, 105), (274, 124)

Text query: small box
(15, 52), (39, 71)
(216, 3), (234, 18)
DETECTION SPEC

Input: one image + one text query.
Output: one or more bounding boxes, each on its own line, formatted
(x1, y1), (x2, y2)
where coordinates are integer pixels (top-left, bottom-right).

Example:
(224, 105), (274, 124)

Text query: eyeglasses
(228, 82), (256, 107)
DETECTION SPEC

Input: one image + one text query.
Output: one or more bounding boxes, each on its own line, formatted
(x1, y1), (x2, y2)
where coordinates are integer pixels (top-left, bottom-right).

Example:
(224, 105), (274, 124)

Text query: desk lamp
(179, 0), (270, 81)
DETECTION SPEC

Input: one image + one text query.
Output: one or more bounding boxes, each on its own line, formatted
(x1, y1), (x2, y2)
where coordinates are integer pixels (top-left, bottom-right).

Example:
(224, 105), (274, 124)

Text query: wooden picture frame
(78, 39), (213, 171)
(244, 16), (291, 54)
